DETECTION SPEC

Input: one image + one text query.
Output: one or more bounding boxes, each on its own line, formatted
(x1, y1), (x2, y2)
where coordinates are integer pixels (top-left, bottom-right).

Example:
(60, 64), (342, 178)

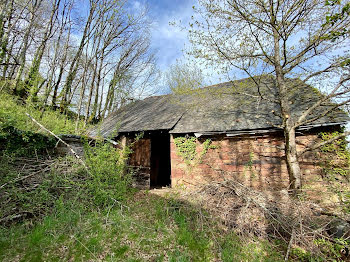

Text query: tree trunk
(271, 7), (302, 192)
(0, 0), (9, 63)
(25, 0), (60, 102)
(14, 0), (42, 96)
(91, 54), (104, 121)
(285, 127), (302, 190)
(51, 17), (72, 108)
(60, 1), (95, 112)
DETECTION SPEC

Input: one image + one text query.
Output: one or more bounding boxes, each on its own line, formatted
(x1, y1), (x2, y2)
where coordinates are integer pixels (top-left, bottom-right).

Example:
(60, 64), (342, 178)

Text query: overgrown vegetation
(0, 190), (285, 261)
(320, 131), (350, 213)
(83, 140), (132, 207)
(173, 136), (217, 165)
(1, 101), (349, 261)
(0, 139), (132, 224)
(0, 100), (285, 260)
(0, 92), (88, 135)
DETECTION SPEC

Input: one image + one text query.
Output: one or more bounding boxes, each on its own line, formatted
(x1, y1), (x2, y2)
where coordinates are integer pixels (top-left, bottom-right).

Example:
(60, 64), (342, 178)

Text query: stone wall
(170, 133), (322, 191)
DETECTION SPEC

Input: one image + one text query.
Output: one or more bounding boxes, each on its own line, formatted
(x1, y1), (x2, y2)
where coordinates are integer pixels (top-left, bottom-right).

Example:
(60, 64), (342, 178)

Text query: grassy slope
(0, 192), (283, 262)
(0, 92), (88, 135)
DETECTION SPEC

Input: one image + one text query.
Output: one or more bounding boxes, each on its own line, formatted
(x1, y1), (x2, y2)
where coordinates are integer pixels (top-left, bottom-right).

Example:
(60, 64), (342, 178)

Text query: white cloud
(127, 0), (229, 90)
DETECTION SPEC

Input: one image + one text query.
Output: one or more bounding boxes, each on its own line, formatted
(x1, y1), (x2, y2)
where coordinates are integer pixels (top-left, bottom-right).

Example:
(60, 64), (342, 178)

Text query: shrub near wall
(84, 140), (132, 206)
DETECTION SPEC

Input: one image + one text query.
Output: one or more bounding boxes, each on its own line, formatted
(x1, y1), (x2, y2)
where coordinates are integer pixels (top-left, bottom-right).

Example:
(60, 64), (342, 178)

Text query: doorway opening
(150, 132), (171, 188)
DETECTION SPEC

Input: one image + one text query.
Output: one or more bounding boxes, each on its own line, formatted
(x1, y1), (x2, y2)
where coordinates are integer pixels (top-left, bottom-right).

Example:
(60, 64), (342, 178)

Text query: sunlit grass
(0, 92), (89, 135)
(0, 192), (284, 261)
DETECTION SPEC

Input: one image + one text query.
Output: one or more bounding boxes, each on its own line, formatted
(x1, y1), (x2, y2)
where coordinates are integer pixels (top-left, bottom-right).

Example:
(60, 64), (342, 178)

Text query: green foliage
(174, 136), (197, 164)
(320, 131), (350, 178)
(173, 136), (217, 166)
(0, 191), (285, 261)
(84, 140), (132, 206)
(244, 152), (256, 179)
(323, 0), (350, 40)
(220, 235), (283, 262)
(0, 141), (133, 224)
(289, 238), (348, 261)
(314, 238), (348, 260)
(25, 62), (45, 103)
(0, 92), (88, 135)
(290, 247), (315, 262)
(0, 154), (69, 223)
(199, 138), (217, 162)
(166, 60), (204, 95)
(0, 126), (56, 156)
(320, 131), (350, 212)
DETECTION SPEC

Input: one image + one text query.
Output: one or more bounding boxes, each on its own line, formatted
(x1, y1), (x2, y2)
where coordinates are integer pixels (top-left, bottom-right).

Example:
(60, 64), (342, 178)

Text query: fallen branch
(0, 166), (51, 189)
(25, 113), (88, 171)
(285, 228), (295, 261)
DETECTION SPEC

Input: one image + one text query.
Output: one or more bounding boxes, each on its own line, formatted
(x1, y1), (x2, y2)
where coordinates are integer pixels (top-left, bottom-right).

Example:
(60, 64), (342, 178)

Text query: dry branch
(25, 112), (88, 170)
(182, 179), (350, 259)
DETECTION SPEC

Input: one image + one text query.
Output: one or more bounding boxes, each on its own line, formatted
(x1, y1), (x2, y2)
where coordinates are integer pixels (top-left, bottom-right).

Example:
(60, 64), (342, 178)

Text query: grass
(0, 92), (89, 135)
(0, 192), (284, 261)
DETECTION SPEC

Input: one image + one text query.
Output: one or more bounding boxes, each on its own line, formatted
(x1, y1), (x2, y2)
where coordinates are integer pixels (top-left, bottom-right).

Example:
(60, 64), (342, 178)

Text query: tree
(59, 0), (97, 112)
(323, 0), (350, 40)
(187, 0), (350, 192)
(13, 0), (44, 95)
(24, 0), (61, 102)
(165, 60), (204, 94)
(0, 0), (158, 127)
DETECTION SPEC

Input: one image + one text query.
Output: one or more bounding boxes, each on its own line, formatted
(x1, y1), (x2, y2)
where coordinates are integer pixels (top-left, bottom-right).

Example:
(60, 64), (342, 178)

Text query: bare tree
(59, 0), (98, 112)
(187, 0), (350, 191)
(24, 0), (61, 102)
(165, 60), (204, 94)
(13, 0), (44, 95)
(41, 0), (73, 108)
(1, 0), (159, 127)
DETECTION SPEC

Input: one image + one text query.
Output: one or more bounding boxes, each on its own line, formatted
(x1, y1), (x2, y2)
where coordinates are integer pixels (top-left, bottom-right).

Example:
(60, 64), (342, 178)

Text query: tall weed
(84, 140), (132, 206)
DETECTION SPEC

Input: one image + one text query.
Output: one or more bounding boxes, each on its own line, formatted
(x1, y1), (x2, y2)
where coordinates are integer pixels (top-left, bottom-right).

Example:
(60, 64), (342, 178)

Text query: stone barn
(89, 78), (349, 190)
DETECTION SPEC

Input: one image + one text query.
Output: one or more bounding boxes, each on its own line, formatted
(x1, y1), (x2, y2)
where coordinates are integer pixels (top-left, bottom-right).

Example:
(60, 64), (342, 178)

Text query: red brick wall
(170, 133), (321, 190)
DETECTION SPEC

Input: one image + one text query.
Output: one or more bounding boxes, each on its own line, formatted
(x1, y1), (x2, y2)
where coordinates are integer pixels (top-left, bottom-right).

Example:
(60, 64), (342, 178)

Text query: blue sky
(134, 0), (194, 71)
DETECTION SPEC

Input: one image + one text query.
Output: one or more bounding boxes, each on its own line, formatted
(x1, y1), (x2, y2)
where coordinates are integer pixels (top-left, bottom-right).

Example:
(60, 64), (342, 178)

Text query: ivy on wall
(173, 136), (217, 166)
(320, 131), (350, 179)
(320, 131), (350, 212)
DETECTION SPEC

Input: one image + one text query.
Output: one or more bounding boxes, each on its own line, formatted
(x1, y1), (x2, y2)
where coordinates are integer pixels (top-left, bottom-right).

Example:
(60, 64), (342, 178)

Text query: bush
(84, 140), (132, 206)
(0, 126), (56, 156)
(0, 140), (133, 224)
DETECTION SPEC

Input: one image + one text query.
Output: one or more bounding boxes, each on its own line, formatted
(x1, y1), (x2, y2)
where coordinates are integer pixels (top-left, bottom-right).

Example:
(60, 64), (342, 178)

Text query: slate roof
(89, 77), (350, 137)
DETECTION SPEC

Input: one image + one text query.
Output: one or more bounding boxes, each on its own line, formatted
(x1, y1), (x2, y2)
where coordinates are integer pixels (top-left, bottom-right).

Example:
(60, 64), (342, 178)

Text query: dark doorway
(150, 132), (171, 188)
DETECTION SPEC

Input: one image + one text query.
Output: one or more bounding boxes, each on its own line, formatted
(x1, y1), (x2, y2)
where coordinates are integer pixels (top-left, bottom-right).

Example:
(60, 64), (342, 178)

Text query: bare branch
(298, 131), (350, 157)
(25, 112), (88, 170)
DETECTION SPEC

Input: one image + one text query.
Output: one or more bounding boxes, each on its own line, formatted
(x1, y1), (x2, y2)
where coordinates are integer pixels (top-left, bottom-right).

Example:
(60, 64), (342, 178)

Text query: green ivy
(174, 136), (197, 164)
(320, 131), (350, 178)
(320, 131), (350, 212)
(173, 136), (217, 165)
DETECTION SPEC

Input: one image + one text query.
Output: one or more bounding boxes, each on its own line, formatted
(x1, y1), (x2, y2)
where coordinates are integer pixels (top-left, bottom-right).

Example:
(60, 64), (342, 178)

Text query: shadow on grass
(0, 190), (285, 262)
